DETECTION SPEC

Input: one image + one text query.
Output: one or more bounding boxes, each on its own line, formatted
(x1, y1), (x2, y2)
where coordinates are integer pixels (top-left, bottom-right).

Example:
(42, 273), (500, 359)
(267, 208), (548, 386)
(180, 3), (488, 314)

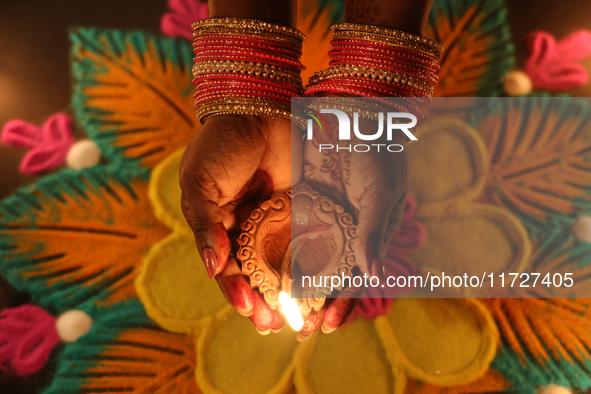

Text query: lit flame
(279, 292), (304, 331)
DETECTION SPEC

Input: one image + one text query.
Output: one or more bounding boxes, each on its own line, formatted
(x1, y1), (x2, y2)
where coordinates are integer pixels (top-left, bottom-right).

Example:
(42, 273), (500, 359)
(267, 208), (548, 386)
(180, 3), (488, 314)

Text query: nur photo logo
(304, 108), (417, 153)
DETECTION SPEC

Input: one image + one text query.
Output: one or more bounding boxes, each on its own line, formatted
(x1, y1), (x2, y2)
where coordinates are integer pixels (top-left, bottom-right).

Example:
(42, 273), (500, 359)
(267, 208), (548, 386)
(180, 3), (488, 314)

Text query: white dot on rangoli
(503, 70), (533, 97)
(56, 310), (93, 343)
(572, 215), (591, 243)
(66, 139), (101, 170)
(538, 385), (572, 394)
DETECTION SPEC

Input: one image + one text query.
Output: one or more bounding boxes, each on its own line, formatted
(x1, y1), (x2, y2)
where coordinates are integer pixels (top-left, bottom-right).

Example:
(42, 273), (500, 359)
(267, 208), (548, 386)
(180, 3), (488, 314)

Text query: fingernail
(218, 274), (255, 316)
(371, 258), (386, 282)
(203, 248), (218, 279)
(297, 333), (310, 342)
(321, 322), (336, 334)
(257, 328), (271, 336)
(238, 308), (254, 317)
(271, 328), (282, 334)
(249, 292), (274, 331)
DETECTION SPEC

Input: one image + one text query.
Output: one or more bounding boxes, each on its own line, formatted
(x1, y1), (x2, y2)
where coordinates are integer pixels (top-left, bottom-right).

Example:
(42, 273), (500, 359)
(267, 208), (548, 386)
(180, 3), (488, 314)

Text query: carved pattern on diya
(237, 182), (357, 314)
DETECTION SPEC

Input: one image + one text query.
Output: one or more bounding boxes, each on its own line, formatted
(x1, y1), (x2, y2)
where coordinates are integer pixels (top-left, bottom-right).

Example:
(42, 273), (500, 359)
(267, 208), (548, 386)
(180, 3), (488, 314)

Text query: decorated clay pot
(237, 182), (356, 315)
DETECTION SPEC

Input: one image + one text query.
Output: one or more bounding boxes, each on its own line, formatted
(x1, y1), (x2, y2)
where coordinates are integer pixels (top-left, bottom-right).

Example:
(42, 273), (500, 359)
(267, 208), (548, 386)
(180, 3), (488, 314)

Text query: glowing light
(279, 292), (304, 331)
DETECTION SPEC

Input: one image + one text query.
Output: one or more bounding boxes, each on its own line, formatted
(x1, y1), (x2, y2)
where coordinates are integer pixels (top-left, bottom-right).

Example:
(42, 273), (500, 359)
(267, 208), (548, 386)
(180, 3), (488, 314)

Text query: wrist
(202, 114), (261, 128)
(344, 0), (434, 34)
(209, 0), (296, 28)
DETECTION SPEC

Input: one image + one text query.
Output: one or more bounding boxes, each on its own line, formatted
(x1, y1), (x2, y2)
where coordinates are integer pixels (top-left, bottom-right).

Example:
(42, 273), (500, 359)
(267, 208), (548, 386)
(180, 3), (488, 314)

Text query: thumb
(180, 186), (230, 280)
(354, 191), (406, 281)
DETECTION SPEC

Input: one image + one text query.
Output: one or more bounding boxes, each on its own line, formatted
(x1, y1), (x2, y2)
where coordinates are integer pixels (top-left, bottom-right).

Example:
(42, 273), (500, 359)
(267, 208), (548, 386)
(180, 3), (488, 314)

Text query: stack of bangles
(304, 23), (443, 119)
(192, 17), (306, 125)
(191, 18), (442, 127)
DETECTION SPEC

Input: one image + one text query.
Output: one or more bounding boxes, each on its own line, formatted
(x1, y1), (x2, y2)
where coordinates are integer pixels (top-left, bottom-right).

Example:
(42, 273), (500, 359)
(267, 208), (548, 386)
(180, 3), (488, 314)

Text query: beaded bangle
(196, 97), (306, 128)
(193, 17), (305, 124)
(332, 23), (443, 54)
(192, 61), (302, 85)
(309, 66), (434, 95)
(193, 17), (305, 41)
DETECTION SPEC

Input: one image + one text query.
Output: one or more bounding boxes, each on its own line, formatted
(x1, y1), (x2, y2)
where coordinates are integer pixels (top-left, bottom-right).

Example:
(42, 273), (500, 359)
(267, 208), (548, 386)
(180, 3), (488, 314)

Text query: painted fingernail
(297, 333), (311, 342)
(371, 258), (386, 282)
(238, 308), (254, 317)
(213, 223), (231, 268)
(249, 292), (274, 331)
(321, 322), (336, 334)
(271, 311), (285, 331)
(218, 274), (254, 316)
(257, 328), (271, 336)
(203, 248), (218, 279)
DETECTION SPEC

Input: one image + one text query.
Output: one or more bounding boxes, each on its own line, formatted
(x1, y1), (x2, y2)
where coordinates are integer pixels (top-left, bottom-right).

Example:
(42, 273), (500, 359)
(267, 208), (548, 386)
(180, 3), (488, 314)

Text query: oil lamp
(237, 182), (357, 331)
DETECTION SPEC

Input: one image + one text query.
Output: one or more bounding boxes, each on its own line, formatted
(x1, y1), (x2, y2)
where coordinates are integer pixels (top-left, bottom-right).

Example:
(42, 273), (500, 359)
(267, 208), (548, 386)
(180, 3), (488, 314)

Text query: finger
(353, 191), (397, 282)
(180, 183), (230, 279)
(384, 191), (408, 248)
(249, 291), (277, 334)
(271, 310), (286, 333)
(216, 256), (255, 317)
(322, 290), (363, 334)
(297, 309), (324, 342)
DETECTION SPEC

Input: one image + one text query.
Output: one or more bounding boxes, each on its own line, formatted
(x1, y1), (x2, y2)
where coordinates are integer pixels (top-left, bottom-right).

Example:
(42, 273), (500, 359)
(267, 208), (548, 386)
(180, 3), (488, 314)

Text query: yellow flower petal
(136, 233), (228, 333)
(148, 148), (192, 235)
(407, 118), (487, 217)
(295, 319), (406, 394)
(197, 312), (299, 394)
(377, 298), (498, 386)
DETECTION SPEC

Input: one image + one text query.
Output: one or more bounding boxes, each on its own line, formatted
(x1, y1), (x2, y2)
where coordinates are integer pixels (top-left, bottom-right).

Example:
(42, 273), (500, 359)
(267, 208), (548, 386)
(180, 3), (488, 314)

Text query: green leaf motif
(0, 165), (169, 314)
(426, 0), (515, 97)
(71, 28), (198, 169)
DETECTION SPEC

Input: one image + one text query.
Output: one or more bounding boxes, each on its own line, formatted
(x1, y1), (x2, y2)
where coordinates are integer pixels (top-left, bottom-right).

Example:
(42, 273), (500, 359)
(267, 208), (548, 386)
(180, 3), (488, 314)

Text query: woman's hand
(298, 116), (410, 340)
(179, 114), (301, 333)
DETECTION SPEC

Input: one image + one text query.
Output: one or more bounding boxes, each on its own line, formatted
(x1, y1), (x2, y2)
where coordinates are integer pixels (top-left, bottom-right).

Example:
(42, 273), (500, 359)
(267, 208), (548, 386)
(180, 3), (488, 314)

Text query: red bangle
(331, 38), (439, 63)
(193, 73), (303, 92)
(330, 43), (440, 71)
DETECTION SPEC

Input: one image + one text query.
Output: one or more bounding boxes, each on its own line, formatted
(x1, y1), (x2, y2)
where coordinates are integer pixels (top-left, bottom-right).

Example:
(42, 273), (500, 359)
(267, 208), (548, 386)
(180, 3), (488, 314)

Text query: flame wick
(279, 292), (304, 331)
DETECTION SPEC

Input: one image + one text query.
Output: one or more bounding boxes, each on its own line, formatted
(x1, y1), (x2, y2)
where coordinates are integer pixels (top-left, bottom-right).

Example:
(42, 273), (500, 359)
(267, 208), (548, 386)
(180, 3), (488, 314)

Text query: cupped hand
(298, 116), (410, 339)
(179, 114), (302, 333)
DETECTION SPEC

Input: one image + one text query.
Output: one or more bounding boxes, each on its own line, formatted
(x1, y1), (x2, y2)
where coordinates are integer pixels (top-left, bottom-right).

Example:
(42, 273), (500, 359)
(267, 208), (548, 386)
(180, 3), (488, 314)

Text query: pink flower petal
(41, 113), (75, 148)
(0, 120), (42, 149)
(0, 305), (60, 376)
(161, 13), (193, 41)
(20, 145), (70, 175)
(161, 0), (208, 40)
(556, 30), (591, 62)
(525, 30), (591, 91)
(526, 31), (556, 67)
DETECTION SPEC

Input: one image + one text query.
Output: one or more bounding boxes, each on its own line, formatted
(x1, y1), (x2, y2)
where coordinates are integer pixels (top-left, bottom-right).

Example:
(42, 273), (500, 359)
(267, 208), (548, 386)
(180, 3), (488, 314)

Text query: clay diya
(237, 182), (357, 329)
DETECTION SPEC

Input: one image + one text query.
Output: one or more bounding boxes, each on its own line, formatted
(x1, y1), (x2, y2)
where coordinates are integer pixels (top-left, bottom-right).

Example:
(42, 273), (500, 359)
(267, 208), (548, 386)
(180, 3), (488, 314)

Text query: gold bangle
(195, 97), (305, 126)
(332, 22), (443, 54)
(192, 29), (303, 47)
(307, 66), (434, 95)
(192, 17), (305, 41)
(328, 56), (438, 83)
(193, 69), (303, 90)
(192, 60), (302, 80)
